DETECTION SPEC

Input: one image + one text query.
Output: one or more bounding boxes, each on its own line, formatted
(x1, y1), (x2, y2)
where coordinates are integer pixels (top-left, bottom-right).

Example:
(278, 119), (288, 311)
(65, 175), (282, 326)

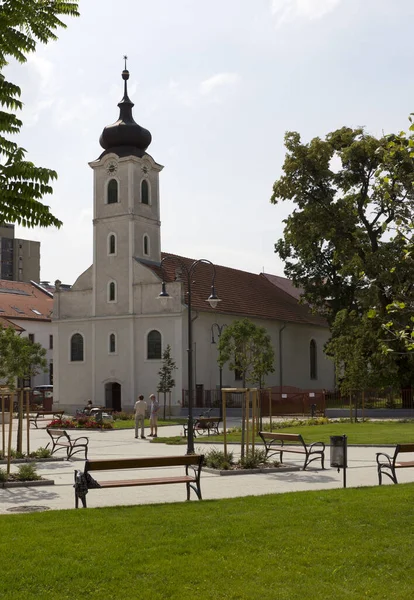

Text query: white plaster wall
(179, 311), (334, 392)
(53, 321), (93, 411)
(8, 319), (55, 388)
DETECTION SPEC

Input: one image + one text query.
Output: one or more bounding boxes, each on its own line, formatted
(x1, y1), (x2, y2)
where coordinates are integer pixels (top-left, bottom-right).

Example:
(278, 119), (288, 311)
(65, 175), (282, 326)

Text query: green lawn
(200, 420), (414, 445)
(1, 485), (413, 599)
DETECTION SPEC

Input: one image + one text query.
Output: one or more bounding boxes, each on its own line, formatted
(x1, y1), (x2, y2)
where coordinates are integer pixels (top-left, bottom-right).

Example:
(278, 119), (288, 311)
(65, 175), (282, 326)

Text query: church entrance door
(105, 382), (122, 412)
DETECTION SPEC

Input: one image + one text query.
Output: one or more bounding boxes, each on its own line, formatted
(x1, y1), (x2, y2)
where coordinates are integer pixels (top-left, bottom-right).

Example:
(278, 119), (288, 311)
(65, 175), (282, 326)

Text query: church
(53, 66), (335, 414)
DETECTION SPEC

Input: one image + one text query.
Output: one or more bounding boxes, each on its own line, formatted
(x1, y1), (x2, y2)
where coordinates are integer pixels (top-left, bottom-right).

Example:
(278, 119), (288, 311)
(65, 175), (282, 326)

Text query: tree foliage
(0, 0), (79, 228)
(271, 124), (414, 389)
(218, 318), (275, 388)
(0, 325), (47, 389)
(157, 344), (177, 394)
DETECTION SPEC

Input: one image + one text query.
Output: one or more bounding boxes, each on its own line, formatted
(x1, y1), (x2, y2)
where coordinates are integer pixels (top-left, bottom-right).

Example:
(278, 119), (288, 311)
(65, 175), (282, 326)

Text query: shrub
(9, 448), (25, 459)
(113, 411), (134, 421)
(15, 464), (41, 481)
(29, 447), (52, 459)
(239, 449), (268, 469)
(0, 468), (7, 482)
(204, 448), (234, 469)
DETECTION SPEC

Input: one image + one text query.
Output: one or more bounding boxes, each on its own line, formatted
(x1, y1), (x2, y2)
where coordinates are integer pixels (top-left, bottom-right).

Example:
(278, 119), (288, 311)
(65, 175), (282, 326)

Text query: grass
(0, 485), (414, 599)
(200, 420), (414, 445)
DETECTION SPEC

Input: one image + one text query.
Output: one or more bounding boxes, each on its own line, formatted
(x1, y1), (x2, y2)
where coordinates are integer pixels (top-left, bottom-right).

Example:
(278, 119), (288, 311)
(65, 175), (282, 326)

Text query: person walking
(134, 394), (147, 439)
(148, 393), (159, 438)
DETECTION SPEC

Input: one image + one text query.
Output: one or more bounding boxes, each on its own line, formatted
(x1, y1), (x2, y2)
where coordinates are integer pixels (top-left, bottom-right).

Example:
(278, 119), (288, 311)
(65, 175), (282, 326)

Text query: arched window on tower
(143, 234), (149, 256)
(108, 234), (116, 255)
(147, 330), (161, 359)
(70, 333), (84, 362)
(109, 333), (116, 354)
(310, 339), (317, 380)
(107, 179), (118, 204)
(141, 179), (149, 205)
(108, 281), (117, 303)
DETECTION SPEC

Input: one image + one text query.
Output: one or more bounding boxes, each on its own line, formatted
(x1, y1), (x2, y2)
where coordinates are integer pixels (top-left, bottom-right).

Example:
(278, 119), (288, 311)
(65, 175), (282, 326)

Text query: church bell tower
(89, 59), (164, 317)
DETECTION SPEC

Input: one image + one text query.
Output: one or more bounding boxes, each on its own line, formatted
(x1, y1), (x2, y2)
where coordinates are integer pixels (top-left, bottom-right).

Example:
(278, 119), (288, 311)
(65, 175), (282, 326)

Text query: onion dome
(99, 59), (152, 158)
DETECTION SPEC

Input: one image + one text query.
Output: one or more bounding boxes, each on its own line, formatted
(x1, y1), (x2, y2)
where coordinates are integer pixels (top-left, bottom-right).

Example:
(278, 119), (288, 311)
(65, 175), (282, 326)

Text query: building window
(141, 179), (149, 205)
(147, 330), (161, 359)
(49, 334), (53, 350)
(49, 361), (54, 384)
(28, 333), (35, 343)
(70, 333), (84, 362)
(109, 333), (116, 354)
(108, 234), (116, 255)
(143, 234), (149, 256)
(108, 281), (117, 303)
(107, 179), (118, 204)
(310, 339), (317, 380)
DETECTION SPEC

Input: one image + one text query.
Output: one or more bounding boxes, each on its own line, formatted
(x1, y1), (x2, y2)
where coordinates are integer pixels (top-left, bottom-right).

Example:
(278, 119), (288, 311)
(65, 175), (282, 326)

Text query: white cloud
(271, 0), (341, 25)
(27, 55), (54, 91)
(199, 72), (241, 96)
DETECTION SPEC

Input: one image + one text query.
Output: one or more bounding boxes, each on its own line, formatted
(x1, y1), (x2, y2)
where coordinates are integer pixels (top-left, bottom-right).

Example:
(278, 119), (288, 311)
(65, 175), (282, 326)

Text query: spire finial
(123, 54), (128, 71)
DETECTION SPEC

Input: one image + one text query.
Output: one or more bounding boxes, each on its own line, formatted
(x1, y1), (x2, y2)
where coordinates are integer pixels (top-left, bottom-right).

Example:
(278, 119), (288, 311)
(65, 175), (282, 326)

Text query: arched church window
(310, 339), (317, 380)
(108, 234), (116, 255)
(147, 330), (162, 360)
(143, 234), (149, 256)
(107, 179), (118, 204)
(108, 281), (117, 303)
(70, 333), (84, 362)
(141, 179), (149, 205)
(109, 333), (116, 354)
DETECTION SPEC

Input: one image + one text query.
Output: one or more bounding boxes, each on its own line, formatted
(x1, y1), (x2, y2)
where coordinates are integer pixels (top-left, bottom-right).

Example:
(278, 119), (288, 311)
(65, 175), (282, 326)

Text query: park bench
(27, 411), (65, 429)
(259, 431), (325, 470)
(376, 444), (414, 484)
(46, 428), (89, 460)
(74, 455), (204, 508)
(183, 416), (222, 438)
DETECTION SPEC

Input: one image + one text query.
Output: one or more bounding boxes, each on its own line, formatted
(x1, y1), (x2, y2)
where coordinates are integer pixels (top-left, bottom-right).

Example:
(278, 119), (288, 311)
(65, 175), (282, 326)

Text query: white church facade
(53, 66), (335, 414)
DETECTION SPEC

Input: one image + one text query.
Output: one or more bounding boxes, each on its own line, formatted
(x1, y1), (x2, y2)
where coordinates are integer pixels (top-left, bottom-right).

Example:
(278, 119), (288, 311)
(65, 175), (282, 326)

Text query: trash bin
(330, 435), (347, 469)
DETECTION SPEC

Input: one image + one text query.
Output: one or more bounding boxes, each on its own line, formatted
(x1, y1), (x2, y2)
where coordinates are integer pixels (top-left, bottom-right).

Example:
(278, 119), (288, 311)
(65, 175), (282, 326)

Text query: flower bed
(47, 417), (113, 430)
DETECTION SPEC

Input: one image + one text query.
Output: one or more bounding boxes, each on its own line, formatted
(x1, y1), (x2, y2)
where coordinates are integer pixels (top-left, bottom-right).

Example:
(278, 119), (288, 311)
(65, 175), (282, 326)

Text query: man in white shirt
(134, 395), (147, 439)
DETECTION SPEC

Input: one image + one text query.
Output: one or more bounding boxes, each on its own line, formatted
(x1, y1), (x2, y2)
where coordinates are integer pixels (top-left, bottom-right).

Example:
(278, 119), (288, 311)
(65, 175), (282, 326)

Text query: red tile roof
(263, 273), (304, 301)
(0, 316), (25, 332)
(146, 254), (327, 327)
(0, 280), (53, 322)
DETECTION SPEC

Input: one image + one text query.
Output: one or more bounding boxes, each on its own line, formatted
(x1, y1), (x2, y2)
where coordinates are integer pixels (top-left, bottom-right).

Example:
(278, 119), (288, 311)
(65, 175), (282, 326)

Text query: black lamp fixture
(158, 256), (221, 454)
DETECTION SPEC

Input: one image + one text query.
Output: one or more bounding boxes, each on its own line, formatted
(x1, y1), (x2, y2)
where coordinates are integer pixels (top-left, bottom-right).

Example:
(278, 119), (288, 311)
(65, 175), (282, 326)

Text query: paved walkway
(1, 423), (413, 514)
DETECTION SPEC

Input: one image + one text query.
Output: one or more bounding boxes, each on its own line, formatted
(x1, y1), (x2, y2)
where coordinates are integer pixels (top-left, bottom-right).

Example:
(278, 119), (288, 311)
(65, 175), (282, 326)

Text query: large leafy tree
(0, 0), (79, 227)
(271, 125), (414, 390)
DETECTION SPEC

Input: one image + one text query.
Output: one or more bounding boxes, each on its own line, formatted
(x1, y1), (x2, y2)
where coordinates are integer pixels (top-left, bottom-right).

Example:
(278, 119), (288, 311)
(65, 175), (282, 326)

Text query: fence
(182, 387), (414, 415)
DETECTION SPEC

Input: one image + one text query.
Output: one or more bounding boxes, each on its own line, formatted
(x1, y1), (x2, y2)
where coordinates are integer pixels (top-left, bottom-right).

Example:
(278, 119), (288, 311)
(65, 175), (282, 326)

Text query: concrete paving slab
(1, 422), (414, 514)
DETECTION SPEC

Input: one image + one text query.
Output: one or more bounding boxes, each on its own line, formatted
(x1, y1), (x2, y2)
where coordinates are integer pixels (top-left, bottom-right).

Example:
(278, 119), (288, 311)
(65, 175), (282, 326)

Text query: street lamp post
(211, 323), (227, 419)
(158, 256), (220, 454)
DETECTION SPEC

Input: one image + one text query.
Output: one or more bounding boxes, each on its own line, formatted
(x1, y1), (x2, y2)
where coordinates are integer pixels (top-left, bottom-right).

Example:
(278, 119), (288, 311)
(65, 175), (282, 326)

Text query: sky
(5, 0), (414, 284)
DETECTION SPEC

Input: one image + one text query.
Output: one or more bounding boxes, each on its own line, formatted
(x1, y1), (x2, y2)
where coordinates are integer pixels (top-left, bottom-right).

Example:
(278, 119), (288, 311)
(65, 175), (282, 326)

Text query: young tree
(0, 325), (48, 452)
(0, 0), (79, 227)
(218, 318), (275, 458)
(271, 125), (414, 390)
(217, 318), (275, 388)
(157, 344), (177, 420)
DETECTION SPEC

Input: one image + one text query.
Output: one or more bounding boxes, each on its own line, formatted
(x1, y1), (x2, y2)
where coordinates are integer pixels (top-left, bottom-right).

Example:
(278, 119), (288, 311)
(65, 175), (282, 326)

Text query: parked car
(32, 385), (53, 399)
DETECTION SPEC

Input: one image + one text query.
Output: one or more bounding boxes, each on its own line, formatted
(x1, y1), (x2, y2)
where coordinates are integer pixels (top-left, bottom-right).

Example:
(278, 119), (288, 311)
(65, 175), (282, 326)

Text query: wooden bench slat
(75, 455), (204, 508)
(98, 476), (194, 488)
(86, 456), (200, 471)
